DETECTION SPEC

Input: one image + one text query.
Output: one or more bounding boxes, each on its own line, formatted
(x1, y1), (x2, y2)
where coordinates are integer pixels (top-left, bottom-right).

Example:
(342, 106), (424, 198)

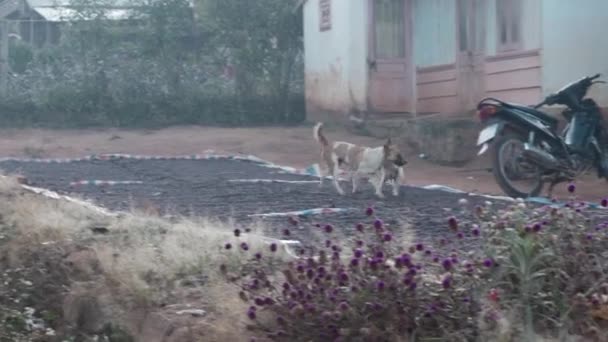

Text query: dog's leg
(391, 179), (399, 196)
(330, 155), (345, 195)
(392, 167), (404, 196)
(352, 173), (360, 194)
(373, 169), (386, 198)
(318, 151), (325, 187)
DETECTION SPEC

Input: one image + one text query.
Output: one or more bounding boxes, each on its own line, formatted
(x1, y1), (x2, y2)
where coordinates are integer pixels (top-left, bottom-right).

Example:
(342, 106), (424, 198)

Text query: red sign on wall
(319, 0), (331, 32)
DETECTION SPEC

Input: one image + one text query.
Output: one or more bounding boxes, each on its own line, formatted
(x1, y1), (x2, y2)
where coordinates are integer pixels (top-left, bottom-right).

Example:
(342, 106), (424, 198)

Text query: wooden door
(368, 0), (414, 113)
(456, 0), (486, 112)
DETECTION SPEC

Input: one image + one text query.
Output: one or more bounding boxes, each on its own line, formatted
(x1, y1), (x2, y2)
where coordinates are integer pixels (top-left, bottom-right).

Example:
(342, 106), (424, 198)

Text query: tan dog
(313, 122), (407, 198)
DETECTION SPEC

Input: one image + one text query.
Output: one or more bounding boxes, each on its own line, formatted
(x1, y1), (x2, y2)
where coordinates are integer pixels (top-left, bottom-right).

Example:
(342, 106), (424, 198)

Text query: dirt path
(0, 125), (606, 200)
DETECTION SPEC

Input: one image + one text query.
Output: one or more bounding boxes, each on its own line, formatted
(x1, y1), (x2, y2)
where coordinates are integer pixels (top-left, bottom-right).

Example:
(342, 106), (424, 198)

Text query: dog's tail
(313, 122), (329, 146)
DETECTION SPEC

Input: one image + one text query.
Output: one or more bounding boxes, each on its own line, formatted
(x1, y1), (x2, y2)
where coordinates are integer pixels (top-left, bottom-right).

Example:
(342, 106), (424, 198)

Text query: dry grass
(0, 174), (295, 341)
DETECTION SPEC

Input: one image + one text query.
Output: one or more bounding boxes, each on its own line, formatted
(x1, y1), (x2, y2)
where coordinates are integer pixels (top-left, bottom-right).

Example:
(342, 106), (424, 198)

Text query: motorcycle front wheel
(492, 134), (544, 199)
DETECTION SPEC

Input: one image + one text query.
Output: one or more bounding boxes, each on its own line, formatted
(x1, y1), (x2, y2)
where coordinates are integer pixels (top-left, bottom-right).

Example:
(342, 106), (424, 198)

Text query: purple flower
(586, 233), (594, 241)
(416, 243), (424, 251)
(602, 198), (608, 208)
(375, 251), (385, 259)
(356, 240), (364, 247)
(255, 252), (262, 260)
(442, 259), (453, 271)
(472, 227), (480, 237)
(247, 309), (256, 320)
(356, 223), (364, 232)
(264, 298), (275, 306)
(224, 243), (232, 250)
(448, 216), (459, 231)
(442, 276), (452, 289)
(277, 316), (286, 326)
(409, 281), (417, 291)
(533, 223), (542, 233)
(376, 281), (386, 291)
(366, 207), (374, 216)
(270, 243), (278, 252)
(424, 250), (432, 256)
(296, 265), (305, 273)
(408, 269), (417, 276)
(374, 219), (384, 230)
(439, 238), (447, 246)
(354, 249), (363, 258)
(350, 258), (359, 267)
(456, 232), (464, 239)
(433, 256), (440, 263)
(307, 269), (315, 279)
(483, 258), (494, 268)
(383, 233), (393, 242)
(234, 229), (241, 237)
(339, 301), (350, 311)
(282, 228), (291, 236)
(254, 297), (265, 306)
(324, 224), (334, 233)
(317, 266), (326, 275)
(325, 240), (332, 248)
(339, 272), (349, 282)
(568, 183), (576, 193)
(240, 242), (249, 251)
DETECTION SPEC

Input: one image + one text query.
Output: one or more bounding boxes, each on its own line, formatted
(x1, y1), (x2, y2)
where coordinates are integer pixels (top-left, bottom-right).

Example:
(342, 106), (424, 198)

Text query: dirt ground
(0, 124), (606, 201)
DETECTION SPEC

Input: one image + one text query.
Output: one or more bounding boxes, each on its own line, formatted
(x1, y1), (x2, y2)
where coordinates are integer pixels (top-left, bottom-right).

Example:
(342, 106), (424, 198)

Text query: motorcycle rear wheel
(492, 134), (544, 199)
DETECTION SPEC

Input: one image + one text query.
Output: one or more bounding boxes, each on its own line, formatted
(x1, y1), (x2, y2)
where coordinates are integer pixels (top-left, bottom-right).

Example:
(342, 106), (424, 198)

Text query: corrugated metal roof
(26, 0), (137, 8)
(33, 7), (136, 21)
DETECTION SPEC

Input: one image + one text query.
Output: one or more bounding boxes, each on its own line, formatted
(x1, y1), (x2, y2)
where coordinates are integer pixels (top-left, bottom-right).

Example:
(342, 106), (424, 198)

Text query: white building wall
(541, 0), (608, 107)
(303, 0), (368, 116)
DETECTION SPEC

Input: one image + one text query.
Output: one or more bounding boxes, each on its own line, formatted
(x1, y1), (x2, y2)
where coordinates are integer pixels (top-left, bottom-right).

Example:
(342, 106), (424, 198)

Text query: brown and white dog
(313, 122), (407, 198)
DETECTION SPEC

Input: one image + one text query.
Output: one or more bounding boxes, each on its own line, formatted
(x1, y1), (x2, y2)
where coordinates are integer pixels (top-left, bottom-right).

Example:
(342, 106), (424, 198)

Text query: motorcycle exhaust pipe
(522, 143), (560, 170)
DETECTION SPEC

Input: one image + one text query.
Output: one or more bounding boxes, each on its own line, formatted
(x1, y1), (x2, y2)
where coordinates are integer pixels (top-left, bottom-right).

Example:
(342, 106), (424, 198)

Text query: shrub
(222, 192), (608, 341)
(0, 0), (305, 128)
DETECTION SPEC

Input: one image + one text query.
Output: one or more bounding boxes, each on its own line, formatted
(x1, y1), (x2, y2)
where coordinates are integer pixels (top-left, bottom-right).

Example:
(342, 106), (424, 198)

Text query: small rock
(89, 226), (109, 234)
(175, 309), (206, 317)
(20, 279), (33, 286)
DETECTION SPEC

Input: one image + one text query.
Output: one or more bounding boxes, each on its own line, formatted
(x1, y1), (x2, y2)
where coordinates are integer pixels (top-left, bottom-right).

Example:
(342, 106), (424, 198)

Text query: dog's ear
(383, 142), (390, 155)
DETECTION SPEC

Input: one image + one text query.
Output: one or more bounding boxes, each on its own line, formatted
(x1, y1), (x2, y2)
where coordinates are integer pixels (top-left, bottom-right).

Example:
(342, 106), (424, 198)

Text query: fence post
(0, 20), (7, 96)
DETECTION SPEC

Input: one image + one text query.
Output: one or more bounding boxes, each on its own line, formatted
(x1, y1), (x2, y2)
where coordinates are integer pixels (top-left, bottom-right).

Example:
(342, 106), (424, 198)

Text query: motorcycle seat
(503, 102), (559, 129)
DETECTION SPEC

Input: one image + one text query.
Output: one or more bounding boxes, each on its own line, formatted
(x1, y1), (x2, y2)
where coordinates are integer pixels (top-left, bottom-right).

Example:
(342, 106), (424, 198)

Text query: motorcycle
(476, 73), (607, 198)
